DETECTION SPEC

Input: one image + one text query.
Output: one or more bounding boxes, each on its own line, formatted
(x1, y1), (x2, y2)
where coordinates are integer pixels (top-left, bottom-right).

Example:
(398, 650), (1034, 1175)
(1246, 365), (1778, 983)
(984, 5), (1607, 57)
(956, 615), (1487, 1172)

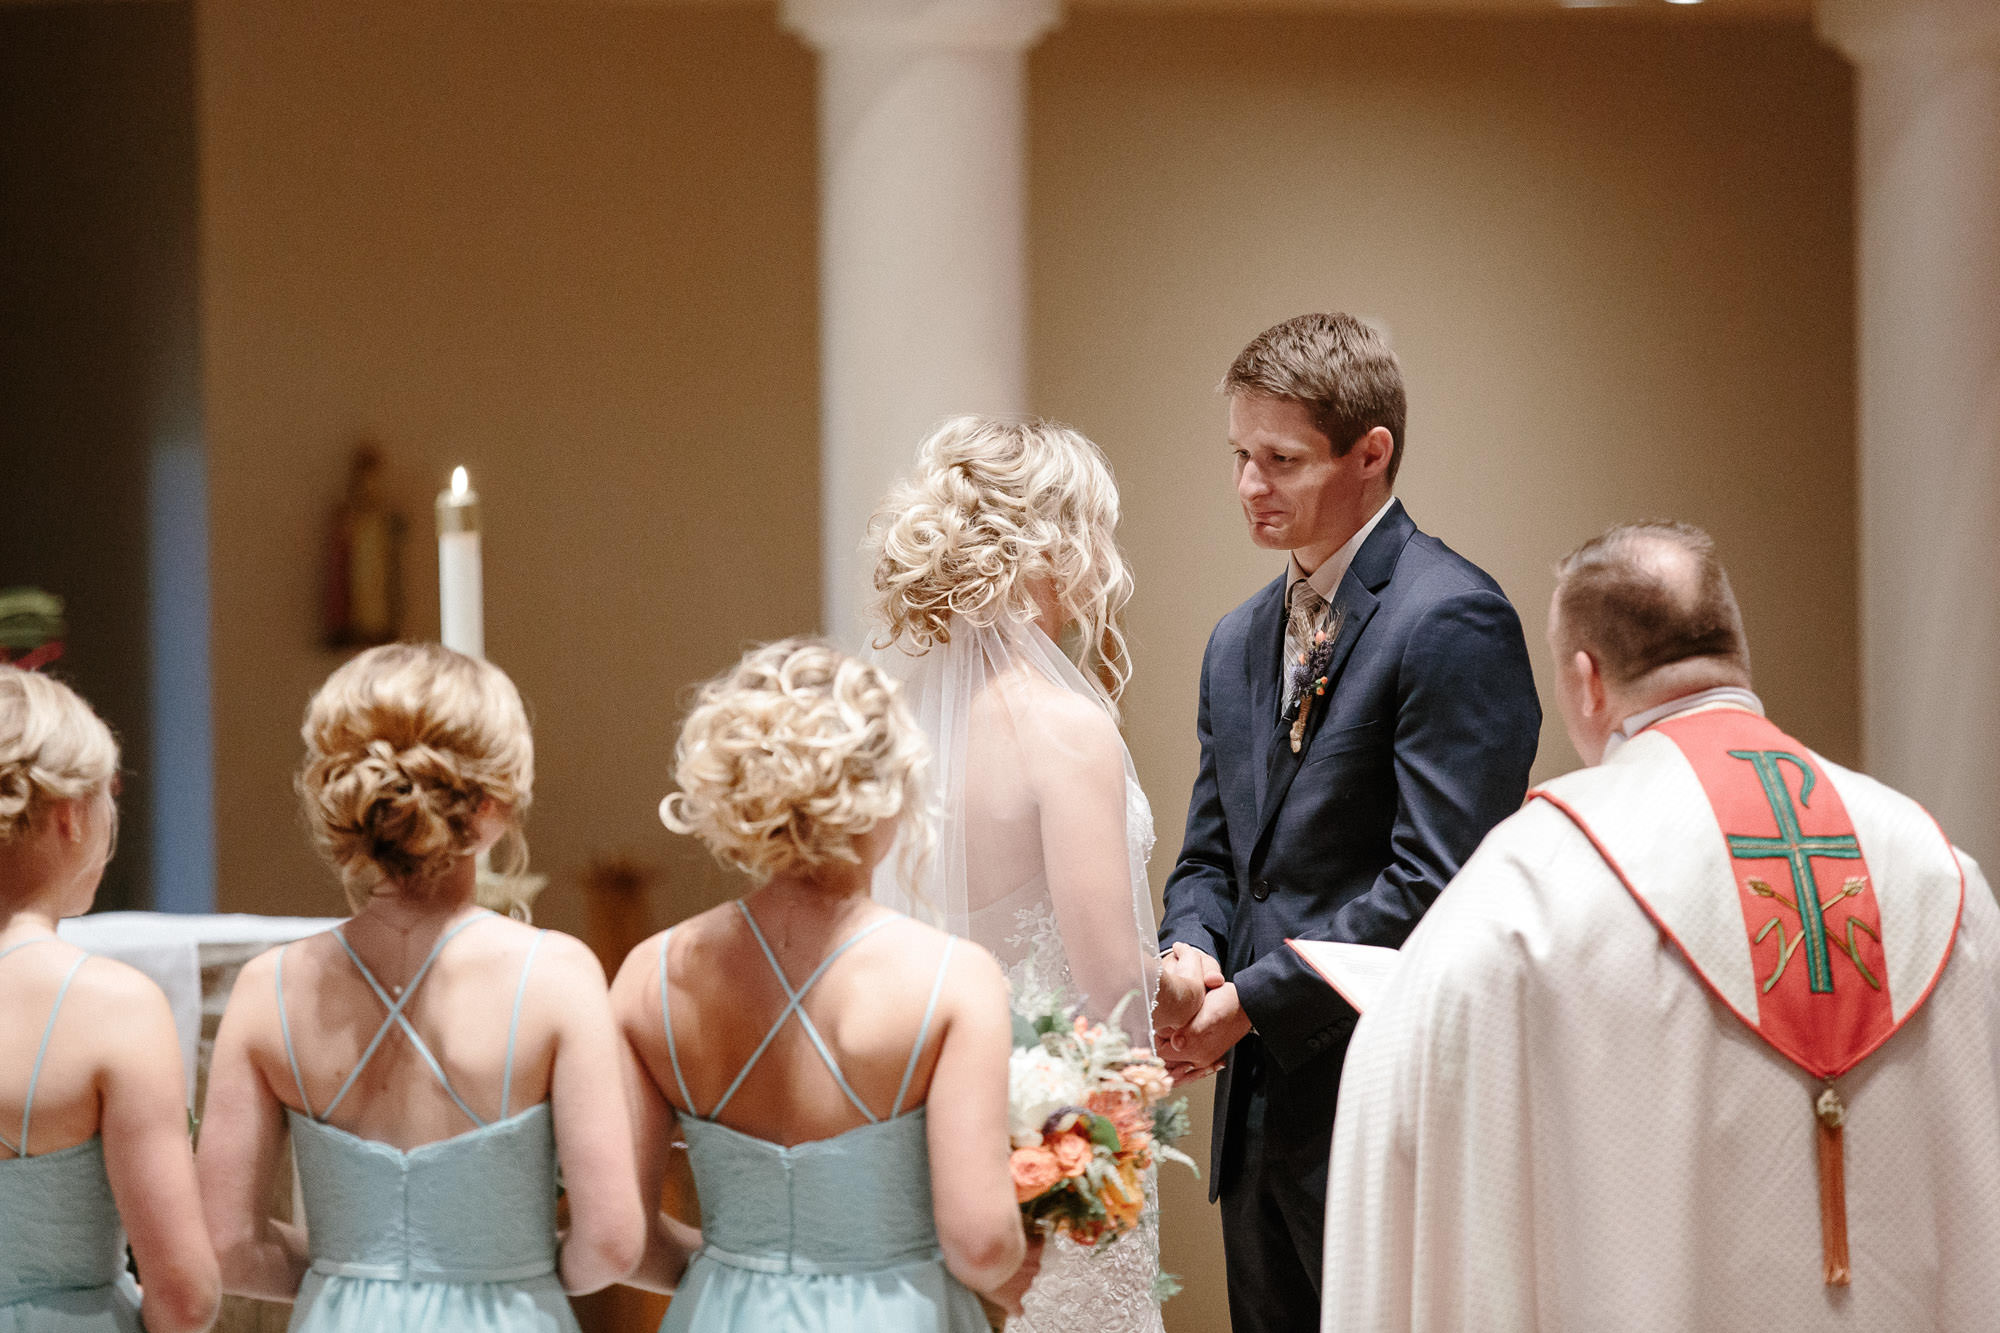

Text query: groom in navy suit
(1155, 314), (1541, 1332)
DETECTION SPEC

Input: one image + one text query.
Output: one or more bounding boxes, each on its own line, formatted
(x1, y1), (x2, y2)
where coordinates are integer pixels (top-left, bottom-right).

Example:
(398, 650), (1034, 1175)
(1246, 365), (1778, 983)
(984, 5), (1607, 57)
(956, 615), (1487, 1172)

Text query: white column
(1819, 0), (2000, 866)
(783, 0), (1060, 645)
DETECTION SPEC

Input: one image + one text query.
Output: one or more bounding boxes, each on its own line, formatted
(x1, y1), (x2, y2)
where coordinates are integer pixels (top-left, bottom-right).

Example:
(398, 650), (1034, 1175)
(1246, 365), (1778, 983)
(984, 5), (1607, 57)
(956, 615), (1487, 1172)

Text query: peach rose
(1123, 1062), (1173, 1101)
(1011, 1146), (1062, 1202)
(1052, 1130), (1094, 1178)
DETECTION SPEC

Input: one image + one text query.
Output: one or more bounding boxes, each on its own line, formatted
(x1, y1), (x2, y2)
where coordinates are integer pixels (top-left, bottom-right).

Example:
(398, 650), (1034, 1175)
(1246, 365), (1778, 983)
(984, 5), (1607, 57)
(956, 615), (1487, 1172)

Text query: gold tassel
(1815, 1084), (1851, 1287)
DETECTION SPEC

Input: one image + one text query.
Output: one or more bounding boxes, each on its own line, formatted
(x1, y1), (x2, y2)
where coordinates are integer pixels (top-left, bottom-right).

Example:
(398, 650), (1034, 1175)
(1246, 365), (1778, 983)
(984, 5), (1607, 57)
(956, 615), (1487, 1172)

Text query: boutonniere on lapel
(1286, 609), (1346, 754)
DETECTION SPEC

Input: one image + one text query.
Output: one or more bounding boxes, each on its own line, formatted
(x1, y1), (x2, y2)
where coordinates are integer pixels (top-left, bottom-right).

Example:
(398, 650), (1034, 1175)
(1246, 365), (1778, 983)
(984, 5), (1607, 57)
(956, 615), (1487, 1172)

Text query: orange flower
(1052, 1129), (1094, 1178)
(1088, 1091), (1150, 1146)
(1104, 1162), (1146, 1229)
(1011, 1146), (1062, 1202)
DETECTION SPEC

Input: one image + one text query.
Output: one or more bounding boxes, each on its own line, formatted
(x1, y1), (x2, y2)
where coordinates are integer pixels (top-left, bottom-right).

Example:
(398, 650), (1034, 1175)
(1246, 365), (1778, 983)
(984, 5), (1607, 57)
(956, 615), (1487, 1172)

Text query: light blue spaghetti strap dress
(275, 914), (577, 1333)
(0, 939), (143, 1333)
(660, 904), (986, 1333)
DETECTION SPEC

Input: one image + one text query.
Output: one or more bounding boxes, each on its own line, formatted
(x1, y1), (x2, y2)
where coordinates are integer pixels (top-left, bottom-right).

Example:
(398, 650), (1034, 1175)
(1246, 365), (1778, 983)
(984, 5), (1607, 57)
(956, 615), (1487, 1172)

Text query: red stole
(1651, 709), (1893, 1079)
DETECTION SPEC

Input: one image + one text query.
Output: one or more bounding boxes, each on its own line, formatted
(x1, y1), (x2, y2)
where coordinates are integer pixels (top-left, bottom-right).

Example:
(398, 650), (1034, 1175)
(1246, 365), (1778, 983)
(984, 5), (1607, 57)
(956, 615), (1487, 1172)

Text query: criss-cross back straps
(327, 913), (495, 1125)
(498, 929), (547, 1120)
(720, 903), (897, 1123)
(274, 912), (494, 1125)
(0, 947), (89, 1157)
(889, 938), (955, 1119)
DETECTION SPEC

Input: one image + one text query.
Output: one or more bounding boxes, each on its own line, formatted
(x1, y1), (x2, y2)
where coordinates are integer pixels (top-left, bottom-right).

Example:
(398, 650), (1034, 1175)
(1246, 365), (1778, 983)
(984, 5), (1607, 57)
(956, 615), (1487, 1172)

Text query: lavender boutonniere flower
(1287, 611), (1345, 754)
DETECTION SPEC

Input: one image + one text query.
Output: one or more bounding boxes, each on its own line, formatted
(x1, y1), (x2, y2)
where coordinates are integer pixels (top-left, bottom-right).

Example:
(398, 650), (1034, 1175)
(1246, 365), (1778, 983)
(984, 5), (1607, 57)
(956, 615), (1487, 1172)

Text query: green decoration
(1725, 750), (1863, 994)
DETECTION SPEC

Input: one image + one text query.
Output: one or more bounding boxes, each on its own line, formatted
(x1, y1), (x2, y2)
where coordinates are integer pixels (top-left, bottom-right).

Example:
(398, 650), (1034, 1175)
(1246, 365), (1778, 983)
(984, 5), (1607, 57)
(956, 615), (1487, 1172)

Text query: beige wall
(199, 0), (821, 935)
(195, 3), (1854, 1327)
(1028, 12), (1854, 1327)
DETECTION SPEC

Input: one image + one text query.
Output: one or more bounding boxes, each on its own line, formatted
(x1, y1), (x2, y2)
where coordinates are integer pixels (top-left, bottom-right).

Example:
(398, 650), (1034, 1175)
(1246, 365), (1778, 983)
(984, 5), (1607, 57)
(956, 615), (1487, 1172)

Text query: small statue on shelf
(323, 442), (405, 649)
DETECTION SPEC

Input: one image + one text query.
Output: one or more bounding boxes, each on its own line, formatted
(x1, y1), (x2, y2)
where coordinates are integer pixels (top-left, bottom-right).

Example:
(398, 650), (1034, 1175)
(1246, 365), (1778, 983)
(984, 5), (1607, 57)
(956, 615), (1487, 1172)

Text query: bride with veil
(868, 417), (1193, 1333)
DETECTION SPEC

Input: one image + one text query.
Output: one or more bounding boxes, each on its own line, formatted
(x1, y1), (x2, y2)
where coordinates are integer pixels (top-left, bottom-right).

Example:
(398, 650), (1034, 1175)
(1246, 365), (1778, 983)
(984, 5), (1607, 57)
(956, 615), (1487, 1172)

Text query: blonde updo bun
(869, 416), (1134, 705)
(661, 639), (930, 886)
(298, 643), (532, 909)
(0, 666), (119, 844)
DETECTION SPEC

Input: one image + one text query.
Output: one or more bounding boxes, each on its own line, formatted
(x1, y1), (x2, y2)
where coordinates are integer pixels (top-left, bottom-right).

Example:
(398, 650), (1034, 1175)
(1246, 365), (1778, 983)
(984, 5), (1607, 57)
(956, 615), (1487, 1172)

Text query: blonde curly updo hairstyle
(869, 416), (1135, 706)
(0, 666), (119, 845)
(298, 643), (533, 910)
(661, 639), (930, 887)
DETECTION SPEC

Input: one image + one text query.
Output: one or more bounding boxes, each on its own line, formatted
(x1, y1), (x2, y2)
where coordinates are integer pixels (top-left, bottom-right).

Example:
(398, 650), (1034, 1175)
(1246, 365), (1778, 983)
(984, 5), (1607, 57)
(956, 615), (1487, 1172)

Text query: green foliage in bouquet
(1008, 994), (1198, 1267)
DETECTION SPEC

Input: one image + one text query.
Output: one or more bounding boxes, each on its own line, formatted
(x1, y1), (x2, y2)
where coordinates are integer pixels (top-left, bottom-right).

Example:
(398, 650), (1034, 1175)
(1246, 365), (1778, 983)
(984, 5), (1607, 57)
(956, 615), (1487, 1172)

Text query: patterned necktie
(1282, 578), (1327, 716)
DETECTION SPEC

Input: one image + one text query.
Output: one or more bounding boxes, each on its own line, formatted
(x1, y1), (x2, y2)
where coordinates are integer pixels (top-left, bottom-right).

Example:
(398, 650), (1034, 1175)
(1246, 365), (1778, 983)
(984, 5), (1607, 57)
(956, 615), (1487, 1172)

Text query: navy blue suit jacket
(1160, 500), (1540, 1197)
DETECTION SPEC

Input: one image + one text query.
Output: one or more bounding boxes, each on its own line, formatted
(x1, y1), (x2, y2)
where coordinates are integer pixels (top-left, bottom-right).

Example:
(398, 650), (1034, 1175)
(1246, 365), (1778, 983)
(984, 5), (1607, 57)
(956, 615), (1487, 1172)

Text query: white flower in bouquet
(1009, 1045), (1088, 1146)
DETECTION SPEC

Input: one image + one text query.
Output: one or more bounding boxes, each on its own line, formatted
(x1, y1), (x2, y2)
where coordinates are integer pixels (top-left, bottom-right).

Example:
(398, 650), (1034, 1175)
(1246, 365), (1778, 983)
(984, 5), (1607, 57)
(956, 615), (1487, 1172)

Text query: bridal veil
(873, 618), (1159, 1051)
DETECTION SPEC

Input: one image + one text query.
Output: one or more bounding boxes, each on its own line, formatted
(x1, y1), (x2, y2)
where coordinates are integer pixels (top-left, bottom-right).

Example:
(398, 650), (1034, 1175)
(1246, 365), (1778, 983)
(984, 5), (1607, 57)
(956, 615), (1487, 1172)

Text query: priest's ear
(1548, 633), (1615, 765)
(1570, 649), (1609, 721)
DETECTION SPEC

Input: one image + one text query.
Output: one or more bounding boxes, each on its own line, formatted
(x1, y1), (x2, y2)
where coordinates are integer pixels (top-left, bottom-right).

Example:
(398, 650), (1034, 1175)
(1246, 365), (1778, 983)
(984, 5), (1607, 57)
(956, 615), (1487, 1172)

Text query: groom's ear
(1352, 425), (1395, 478)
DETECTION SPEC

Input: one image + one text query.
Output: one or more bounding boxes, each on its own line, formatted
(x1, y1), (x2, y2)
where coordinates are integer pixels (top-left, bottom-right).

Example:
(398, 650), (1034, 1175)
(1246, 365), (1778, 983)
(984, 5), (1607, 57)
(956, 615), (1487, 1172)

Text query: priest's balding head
(1547, 521), (1751, 764)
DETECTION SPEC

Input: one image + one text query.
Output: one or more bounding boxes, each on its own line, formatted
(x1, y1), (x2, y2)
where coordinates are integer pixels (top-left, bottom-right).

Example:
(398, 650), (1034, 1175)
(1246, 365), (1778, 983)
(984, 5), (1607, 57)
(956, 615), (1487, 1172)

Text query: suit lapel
(1248, 500), (1416, 847)
(1243, 577), (1286, 818)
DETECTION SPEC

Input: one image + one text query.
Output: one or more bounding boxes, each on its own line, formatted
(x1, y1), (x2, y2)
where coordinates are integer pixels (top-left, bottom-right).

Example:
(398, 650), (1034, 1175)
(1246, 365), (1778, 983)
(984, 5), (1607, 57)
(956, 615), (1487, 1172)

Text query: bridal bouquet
(1008, 996), (1197, 1252)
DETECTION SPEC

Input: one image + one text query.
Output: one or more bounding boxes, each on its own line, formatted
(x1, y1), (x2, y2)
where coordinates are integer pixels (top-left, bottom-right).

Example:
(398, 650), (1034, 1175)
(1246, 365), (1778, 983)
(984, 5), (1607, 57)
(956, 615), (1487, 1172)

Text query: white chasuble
(1322, 708), (2000, 1332)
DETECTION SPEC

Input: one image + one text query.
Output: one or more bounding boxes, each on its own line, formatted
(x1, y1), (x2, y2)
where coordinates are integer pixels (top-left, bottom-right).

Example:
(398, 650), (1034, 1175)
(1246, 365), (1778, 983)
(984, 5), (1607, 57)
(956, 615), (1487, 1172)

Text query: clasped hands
(1152, 942), (1253, 1083)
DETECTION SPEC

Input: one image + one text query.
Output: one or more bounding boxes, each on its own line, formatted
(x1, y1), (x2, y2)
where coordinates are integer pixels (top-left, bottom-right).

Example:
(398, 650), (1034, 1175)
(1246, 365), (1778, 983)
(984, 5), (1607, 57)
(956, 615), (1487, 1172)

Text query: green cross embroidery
(1725, 750), (1862, 995)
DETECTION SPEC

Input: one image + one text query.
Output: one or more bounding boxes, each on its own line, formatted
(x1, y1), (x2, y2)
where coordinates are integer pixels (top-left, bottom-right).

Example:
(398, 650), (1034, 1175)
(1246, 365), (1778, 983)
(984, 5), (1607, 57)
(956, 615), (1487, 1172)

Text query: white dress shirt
(1287, 496), (1397, 605)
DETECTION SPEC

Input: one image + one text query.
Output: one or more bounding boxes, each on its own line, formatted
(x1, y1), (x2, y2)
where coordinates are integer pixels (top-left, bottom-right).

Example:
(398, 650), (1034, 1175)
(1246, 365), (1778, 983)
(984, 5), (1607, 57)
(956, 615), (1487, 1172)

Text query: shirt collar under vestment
(1603, 686), (1765, 762)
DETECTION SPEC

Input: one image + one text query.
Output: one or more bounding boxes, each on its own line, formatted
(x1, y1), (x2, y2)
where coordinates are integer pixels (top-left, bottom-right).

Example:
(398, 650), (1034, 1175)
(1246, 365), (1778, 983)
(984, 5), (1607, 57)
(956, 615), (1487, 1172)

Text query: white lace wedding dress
(876, 619), (1167, 1333)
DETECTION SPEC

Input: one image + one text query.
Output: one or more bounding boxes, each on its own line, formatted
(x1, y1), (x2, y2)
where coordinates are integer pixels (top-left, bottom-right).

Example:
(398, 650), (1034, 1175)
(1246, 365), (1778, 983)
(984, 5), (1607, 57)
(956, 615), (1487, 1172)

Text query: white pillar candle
(436, 466), (483, 660)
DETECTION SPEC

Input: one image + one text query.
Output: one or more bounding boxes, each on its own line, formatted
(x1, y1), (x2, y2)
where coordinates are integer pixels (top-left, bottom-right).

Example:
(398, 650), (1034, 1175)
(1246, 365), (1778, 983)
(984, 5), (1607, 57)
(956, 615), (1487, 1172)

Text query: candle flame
(451, 466), (469, 498)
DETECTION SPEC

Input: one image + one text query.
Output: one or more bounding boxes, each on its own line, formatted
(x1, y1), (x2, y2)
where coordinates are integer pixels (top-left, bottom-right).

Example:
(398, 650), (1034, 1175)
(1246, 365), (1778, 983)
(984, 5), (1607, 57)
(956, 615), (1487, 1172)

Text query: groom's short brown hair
(1222, 313), (1407, 484)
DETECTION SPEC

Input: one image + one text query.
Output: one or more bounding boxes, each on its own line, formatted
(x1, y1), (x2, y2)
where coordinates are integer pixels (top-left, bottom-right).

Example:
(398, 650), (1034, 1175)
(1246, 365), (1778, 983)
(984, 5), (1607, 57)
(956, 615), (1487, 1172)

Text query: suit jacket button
(1252, 878), (1271, 901)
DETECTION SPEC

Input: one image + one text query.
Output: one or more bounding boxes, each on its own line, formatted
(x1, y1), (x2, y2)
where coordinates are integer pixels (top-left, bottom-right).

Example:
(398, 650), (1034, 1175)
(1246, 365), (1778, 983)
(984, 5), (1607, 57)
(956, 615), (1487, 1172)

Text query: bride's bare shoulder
(984, 668), (1119, 745)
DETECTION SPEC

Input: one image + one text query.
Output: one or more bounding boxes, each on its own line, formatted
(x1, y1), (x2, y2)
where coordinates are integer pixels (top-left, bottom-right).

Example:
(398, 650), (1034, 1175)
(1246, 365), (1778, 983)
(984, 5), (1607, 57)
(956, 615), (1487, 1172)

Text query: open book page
(1287, 939), (1402, 1015)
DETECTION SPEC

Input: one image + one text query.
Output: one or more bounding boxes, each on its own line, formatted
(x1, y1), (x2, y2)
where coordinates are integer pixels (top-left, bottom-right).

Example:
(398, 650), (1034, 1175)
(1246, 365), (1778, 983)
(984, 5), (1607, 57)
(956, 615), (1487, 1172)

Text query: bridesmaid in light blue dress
(611, 640), (1032, 1333)
(0, 665), (218, 1333)
(196, 644), (644, 1332)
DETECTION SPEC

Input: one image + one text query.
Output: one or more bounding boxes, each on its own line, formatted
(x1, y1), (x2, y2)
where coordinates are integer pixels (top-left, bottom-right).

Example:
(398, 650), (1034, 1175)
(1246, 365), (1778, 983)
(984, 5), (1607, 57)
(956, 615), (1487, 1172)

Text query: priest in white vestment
(1322, 522), (2000, 1332)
